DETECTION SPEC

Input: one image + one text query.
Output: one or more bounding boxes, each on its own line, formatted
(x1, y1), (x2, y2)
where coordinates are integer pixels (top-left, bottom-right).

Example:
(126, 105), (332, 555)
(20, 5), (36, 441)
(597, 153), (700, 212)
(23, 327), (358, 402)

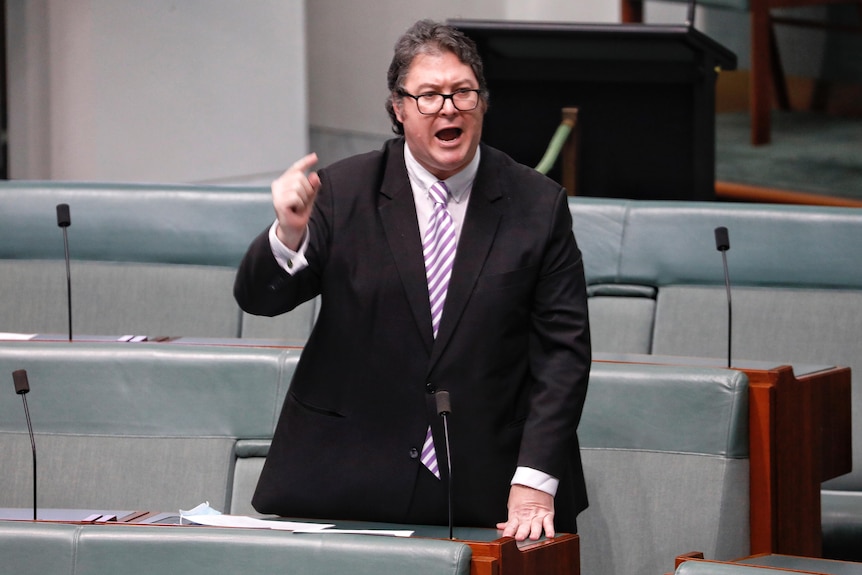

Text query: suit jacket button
(425, 382), (436, 394)
(409, 447), (419, 459)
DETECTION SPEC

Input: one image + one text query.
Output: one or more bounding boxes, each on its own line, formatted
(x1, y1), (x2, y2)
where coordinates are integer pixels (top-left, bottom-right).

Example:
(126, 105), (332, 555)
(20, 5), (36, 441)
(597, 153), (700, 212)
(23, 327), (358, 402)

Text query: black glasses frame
(398, 88), (484, 115)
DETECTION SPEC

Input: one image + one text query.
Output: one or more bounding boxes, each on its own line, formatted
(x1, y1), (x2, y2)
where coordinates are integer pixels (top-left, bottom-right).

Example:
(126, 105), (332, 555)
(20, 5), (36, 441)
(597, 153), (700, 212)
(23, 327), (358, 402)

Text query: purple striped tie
(423, 181), (457, 339)
(421, 181), (456, 480)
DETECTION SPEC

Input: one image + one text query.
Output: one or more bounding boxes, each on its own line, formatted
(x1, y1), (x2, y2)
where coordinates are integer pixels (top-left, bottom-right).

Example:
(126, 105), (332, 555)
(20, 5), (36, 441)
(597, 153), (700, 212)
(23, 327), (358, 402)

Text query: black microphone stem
(442, 413), (453, 540)
(57, 204), (72, 341)
(14, 369), (37, 521)
(435, 390), (454, 540)
(721, 251), (732, 369)
(63, 227), (72, 342)
(714, 226), (732, 369)
(21, 393), (37, 520)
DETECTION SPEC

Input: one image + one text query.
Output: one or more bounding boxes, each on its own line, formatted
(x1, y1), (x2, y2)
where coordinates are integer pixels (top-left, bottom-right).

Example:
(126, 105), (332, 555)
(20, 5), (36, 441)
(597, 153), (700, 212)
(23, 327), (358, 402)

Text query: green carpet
(716, 111), (862, 202)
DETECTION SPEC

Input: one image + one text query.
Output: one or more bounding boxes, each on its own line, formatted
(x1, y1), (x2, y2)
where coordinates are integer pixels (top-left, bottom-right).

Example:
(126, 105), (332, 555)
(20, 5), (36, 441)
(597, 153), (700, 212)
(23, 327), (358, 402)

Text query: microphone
(714, 226), (732, 369)
(12, 370), (37, 521)
(686, 0), (697, 28)
(56, 204), (73, 341)
(435, 390), (454, 540)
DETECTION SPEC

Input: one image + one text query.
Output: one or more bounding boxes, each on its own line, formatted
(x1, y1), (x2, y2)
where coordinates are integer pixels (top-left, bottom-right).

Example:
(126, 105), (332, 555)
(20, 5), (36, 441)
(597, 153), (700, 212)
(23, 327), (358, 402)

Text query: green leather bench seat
(0, 521), (472, 575)
(676, 554), (862, 575)
(741, 554), (862, 574)
(0, 341), (300, 513)
(821, 489), (862, 562)
(0, 182), (317, 340)
(569, 198), (862, 292)
(569, 198), (862, 561)
(676, 561), (821, 575)
(578, 362), (750, 575)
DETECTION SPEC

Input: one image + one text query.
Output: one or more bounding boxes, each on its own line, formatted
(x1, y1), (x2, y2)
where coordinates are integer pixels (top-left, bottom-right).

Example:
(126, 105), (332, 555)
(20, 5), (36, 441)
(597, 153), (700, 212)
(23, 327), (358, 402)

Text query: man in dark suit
(234, 19), (590, 541)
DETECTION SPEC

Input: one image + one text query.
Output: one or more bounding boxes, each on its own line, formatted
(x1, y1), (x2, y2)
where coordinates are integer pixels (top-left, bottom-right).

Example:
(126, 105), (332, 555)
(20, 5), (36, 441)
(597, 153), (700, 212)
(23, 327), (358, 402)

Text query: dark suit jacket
(234, 138), (591, 530)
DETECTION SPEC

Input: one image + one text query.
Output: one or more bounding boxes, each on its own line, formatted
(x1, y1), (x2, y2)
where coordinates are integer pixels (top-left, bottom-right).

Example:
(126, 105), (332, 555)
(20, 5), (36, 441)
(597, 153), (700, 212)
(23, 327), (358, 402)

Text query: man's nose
(439, 96), (458, 115)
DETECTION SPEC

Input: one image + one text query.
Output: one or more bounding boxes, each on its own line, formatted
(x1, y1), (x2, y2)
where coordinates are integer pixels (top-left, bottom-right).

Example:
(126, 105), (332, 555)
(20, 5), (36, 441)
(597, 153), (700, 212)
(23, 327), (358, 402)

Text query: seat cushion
(578, 362), (750, 575)
(587, 284), (657, 354)
(75, 524), (473, 575)
(0, 434), (235, 512)
(580, 450), (749, 575)
(822, 489), (862, 562)
(0, 260), (241, 337)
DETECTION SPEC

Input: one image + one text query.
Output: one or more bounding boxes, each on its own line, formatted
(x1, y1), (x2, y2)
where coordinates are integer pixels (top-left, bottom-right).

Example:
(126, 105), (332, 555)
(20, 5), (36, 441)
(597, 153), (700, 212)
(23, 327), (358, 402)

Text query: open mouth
(436, 128), (463, 142)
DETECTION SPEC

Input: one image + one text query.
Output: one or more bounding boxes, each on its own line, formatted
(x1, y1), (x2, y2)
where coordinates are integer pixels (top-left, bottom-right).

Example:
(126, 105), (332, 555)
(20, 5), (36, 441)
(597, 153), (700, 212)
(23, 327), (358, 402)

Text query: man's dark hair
(385, 19), (488, 135)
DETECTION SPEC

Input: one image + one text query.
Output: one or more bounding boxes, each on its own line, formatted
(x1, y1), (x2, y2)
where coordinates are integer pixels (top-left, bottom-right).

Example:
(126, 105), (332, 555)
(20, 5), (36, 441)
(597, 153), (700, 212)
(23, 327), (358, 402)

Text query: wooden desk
(143, 514), (581, 575)
(596, 354), (852, 557)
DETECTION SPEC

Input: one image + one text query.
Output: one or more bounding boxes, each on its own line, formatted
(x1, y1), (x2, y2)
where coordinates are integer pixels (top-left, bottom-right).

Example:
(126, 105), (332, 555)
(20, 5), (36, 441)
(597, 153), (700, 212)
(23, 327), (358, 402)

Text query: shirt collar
(403, 141), (480, 205)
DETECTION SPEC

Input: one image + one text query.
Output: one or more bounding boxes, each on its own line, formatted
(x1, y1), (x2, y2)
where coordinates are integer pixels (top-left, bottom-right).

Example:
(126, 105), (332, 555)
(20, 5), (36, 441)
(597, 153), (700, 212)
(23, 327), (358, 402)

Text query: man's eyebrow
(412, 80), (477, 93)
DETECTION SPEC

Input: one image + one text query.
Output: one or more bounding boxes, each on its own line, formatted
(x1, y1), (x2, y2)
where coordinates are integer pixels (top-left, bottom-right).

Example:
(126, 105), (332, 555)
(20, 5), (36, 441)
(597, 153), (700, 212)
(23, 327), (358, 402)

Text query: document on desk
(184, 514), (413, 537)
(184, 515), (332, 530)
(0, 332), (37, 340)
(293, 528), (415, 537)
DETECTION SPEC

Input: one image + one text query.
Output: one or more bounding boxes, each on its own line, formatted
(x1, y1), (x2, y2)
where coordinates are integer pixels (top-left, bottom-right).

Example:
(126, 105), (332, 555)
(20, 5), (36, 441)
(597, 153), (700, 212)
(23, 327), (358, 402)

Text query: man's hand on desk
(496, 484), (555, 542)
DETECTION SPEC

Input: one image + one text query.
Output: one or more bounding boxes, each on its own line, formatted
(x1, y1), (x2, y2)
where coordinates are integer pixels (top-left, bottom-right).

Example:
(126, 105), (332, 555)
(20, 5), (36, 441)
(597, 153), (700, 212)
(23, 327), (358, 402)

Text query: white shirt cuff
(268, 220), (309, 275)
(511, 466), (559, 497)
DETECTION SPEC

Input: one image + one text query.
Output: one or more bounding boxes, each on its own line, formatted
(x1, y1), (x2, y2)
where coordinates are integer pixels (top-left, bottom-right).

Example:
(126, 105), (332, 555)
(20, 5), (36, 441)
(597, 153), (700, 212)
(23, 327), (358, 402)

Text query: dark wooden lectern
(449, 19), (737, 201)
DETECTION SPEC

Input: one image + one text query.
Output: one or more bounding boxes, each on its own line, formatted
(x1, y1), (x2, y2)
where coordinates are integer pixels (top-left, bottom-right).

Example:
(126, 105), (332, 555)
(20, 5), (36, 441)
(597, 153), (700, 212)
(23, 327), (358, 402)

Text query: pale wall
(7, 0), (307, 183)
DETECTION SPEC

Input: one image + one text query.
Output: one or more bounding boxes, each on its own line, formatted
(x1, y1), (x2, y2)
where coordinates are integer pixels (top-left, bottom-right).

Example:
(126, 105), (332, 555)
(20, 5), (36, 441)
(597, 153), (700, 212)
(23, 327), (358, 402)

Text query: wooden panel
(747, 379), (777, 554)
(734, 365), (851, 556)
(467, 534), (580, 575)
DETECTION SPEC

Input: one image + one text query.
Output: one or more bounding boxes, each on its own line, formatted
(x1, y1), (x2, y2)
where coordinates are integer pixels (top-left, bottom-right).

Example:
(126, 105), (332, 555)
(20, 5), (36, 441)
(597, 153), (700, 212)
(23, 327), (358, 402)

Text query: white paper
(179, 501), (221, 517)
(0, 332), (37, 341)
(184, 515), (412, 536)
(184, 514), (333, 531)
(293, 528), (414, 537)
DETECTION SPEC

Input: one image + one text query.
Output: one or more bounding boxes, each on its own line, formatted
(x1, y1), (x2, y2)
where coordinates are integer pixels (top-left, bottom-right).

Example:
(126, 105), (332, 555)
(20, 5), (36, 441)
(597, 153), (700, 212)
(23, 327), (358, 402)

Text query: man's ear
(393, 94), (405, 124)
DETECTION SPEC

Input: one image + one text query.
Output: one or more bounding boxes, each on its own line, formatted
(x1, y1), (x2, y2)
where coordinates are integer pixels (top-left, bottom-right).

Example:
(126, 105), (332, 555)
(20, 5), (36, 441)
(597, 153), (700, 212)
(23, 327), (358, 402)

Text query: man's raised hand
(272, 152), (321, 250)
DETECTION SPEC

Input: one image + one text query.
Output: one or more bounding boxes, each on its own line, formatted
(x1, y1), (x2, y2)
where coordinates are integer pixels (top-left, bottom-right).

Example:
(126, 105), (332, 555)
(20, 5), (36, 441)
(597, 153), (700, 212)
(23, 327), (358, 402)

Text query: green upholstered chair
(675, 554), (862, 575)
(0, 521), (473, 575)
(621, 0), (862, 145)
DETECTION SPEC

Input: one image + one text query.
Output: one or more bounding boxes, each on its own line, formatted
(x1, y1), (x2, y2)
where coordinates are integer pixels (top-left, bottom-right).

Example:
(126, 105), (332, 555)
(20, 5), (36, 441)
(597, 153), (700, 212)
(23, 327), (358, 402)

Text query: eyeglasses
(398, 88), (483, 115)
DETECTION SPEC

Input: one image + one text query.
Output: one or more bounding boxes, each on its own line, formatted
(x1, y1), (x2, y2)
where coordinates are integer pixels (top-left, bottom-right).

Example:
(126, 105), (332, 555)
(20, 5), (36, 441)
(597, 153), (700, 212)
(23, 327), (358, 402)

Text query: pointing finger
(290, 152), (319, 175)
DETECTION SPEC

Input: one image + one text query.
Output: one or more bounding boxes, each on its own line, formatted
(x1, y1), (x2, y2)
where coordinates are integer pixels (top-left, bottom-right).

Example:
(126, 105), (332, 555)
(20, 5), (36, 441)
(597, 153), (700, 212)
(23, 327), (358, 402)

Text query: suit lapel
(431, 148), (504, 366)
(377, 140), (436, 353)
